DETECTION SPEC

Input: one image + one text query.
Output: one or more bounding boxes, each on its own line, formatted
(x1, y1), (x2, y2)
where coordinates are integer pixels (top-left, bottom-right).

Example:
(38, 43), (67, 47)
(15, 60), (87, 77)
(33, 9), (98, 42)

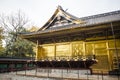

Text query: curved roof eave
(37, 6), (83, 31)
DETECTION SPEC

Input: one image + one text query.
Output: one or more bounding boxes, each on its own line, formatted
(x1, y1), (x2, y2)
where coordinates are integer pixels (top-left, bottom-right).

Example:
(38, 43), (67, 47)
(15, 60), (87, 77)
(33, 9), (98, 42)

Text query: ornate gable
(38, 6), (84, 31)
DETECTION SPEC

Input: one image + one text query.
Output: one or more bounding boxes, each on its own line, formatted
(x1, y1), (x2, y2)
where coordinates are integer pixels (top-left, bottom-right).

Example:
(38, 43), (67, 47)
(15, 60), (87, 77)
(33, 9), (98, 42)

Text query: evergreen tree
(0, 27), (4, 56)
(0, 11), (35, 58)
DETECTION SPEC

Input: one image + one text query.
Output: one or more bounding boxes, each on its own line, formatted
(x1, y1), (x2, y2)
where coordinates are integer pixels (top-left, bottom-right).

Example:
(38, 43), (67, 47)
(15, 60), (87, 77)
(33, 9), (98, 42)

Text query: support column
(54, 44), (56, 60)
(92, 44), (95, 55)
(110, 22), (119, 70)
(106, 41), (112, 71)
(36, 40), (39, 60)
(70, 43), (72, 59)
(83, 42), (86, 56)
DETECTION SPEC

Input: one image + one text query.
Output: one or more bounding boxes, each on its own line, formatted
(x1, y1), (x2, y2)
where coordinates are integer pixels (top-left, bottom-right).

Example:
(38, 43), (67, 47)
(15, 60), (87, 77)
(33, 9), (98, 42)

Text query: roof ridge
(80, 10), (120, 20)
(38, 6), (84, 31)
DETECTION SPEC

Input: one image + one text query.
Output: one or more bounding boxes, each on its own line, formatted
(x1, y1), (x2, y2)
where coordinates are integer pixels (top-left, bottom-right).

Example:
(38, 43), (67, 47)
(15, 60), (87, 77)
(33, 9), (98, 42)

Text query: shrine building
(20, 6), (120, 73)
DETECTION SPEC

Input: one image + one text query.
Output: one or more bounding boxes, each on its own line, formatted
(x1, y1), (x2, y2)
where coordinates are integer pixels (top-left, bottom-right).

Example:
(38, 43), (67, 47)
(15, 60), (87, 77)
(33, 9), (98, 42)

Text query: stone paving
(0, 69), (119, 80)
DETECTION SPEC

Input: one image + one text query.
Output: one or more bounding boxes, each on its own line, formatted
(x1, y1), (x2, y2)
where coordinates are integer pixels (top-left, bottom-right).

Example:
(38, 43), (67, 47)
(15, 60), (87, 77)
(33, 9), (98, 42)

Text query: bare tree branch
(0, 11), (29, 44)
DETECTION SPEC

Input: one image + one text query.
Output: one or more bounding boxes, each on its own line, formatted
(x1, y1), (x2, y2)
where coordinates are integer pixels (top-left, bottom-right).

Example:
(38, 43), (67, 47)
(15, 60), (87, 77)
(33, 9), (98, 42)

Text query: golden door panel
(42, 45), (55, 58)
(93, 49), (110, 70)
(86, 43), (94, 55)
(109, 49), (120, 70)
(37, 46), (42, 59)
(109, 49), (120, 57)
(86, 41), (110, 70)
(92, 55), (109, 70)
(56, 44), (70, 57)
(108, 40), (120, 48)
(72, 43), (83, 56)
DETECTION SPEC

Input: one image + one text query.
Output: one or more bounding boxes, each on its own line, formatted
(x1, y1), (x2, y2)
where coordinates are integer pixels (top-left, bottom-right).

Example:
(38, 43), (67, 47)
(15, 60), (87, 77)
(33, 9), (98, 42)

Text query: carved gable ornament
(38, 6), (85, 31)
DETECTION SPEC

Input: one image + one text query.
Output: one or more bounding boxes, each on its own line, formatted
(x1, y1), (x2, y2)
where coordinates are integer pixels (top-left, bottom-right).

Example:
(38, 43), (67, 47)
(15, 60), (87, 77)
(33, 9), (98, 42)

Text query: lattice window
(72, 43), (84, 57)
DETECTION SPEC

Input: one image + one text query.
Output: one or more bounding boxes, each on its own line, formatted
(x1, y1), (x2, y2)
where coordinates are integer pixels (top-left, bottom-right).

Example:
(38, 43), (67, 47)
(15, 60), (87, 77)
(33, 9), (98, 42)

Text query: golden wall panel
(42, 45), (55, 58)
(92, 55), (109, 70)
(109, 49), (120, 57)
(86, 43), (94, 55)
(95, 49), (107, 55)
(36, 39), (120, 71)
(92, 41), (109, 70)
(108, 40), (120, 48)
(56, 44), (70, 57)
(38, 46), (43, 59)
(37, 46), (44, 60)
(94, 42), (106, 49)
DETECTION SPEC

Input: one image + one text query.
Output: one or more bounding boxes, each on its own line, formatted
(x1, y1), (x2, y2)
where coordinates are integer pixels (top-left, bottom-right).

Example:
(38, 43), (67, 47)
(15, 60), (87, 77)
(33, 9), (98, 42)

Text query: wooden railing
(37, 55), (96, 61)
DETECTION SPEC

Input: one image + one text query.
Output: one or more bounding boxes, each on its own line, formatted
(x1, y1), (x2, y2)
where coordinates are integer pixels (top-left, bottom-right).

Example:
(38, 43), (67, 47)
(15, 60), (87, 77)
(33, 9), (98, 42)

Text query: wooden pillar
(92, 44), (95, 55)
(83, 42), (86, 56)
(54, 44), (56, 60)
(106, 41), (112, 71)
(70, 43), (72, 59)
(110, 22), (119, 69)
(36, 40), (39, 60)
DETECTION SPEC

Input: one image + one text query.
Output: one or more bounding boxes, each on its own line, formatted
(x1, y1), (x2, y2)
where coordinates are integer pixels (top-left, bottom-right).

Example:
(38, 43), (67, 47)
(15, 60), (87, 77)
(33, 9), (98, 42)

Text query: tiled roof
(21, 10), (120, 36)
(80, 10), (120, 25)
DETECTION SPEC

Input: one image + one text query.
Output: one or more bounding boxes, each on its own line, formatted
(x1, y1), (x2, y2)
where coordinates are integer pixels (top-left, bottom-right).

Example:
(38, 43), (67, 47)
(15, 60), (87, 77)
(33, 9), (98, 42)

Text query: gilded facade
(20, 6), (120, 72)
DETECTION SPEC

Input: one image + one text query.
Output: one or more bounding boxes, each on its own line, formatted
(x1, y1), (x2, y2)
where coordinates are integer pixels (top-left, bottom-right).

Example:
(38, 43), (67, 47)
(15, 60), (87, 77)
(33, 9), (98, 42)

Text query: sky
(0, 0), (120, 28)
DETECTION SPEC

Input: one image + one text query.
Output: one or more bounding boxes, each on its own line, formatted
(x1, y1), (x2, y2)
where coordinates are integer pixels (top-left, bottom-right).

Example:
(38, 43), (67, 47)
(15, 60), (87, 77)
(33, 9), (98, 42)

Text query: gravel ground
(0, 69), (119, 80)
